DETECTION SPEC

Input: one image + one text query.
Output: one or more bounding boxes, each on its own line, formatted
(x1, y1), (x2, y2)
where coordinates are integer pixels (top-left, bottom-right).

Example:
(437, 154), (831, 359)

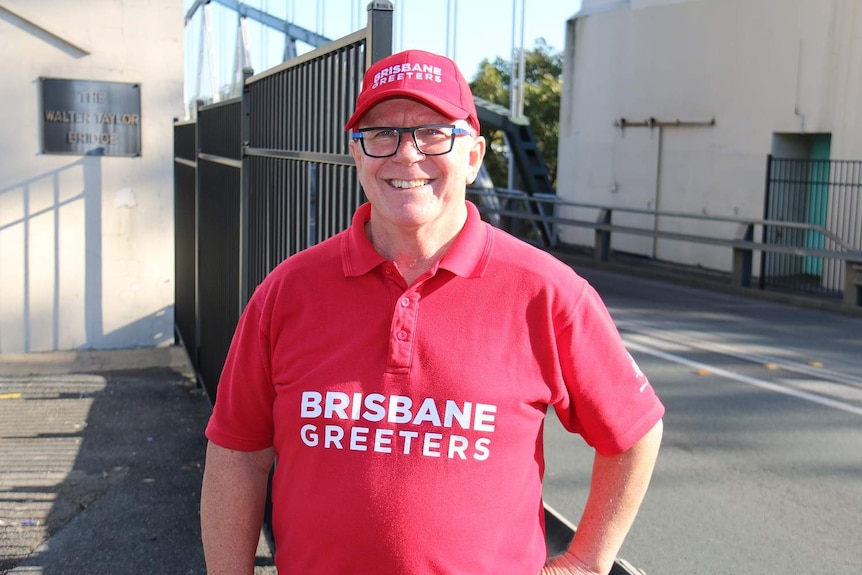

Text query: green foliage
(468, 38), (563, 190)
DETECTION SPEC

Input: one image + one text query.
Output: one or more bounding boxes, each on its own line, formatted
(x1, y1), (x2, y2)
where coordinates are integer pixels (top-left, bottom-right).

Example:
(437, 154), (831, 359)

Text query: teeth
(390, 179), (428, 189)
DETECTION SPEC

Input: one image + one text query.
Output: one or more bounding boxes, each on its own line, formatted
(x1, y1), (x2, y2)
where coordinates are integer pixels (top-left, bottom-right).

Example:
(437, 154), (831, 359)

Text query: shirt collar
(341, 201), (492, 279)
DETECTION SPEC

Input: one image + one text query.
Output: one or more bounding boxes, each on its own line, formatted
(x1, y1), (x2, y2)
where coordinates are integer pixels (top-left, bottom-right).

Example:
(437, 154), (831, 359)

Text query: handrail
(468, 187), (860, 253)
(467, 187), (862, 307)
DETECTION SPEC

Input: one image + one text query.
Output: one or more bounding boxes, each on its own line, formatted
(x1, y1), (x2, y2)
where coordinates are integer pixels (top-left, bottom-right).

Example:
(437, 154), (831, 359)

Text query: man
(201, 49), (663, 575)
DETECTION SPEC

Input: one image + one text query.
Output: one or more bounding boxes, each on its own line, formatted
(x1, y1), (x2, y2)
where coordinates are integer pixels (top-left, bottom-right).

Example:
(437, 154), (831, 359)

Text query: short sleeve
(552, 283), (664, 456)
(205, 294), (276, 451)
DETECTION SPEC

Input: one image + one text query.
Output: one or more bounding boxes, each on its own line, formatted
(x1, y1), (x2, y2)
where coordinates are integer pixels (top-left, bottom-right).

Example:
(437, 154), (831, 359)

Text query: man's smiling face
(349, 98), (485, 237)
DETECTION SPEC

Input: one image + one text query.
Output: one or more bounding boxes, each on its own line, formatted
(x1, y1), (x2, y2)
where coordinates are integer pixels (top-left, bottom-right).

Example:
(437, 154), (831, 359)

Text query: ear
(465, 135), (487, 184)
(349, 138), (365, 170)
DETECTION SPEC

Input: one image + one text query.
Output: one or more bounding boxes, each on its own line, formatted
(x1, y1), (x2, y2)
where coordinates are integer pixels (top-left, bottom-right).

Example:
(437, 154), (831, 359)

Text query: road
(541, 265), (862, 574)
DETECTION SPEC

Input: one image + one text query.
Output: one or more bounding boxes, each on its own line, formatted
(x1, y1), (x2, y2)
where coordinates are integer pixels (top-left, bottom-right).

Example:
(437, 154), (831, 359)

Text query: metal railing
(764, 156), (862, 297)
(173, 2), (393, 400)
(241, 22), (388, 296)
(468, 188), (862, 308)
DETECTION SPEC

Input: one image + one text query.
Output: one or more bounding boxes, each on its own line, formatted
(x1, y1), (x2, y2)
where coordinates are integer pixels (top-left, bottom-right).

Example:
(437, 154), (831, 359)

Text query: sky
(183, 0), (583, 105)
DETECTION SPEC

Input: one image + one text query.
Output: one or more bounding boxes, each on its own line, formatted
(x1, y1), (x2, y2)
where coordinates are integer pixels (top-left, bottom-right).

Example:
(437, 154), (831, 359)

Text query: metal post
(238, 67), (254, 309)
(233, 16), (252, 98)
(366, 1), (394, 67)
(516, 0), (525, 117)
(594, 209), (612, 262)
(843, 260), (862, 306)
(193, 98), (204, 371)
(732, 223), (754, 288)
(202, 5), (220, 101)
(760, 154), (773, 290)
(442, 0), (459, 60)
(651, 123), (664, 259)
(507, 0), (521, 190)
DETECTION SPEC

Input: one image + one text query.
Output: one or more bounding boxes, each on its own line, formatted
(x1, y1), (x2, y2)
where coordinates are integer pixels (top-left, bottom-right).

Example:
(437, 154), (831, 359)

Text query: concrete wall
(0, 0), (184, 353)
(558, 0), (862, 271)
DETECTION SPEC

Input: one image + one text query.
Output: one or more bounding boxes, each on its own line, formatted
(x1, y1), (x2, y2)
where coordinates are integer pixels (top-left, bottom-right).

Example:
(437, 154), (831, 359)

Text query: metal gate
(173, 2), (393, 400)
(763, 155), (862, 297)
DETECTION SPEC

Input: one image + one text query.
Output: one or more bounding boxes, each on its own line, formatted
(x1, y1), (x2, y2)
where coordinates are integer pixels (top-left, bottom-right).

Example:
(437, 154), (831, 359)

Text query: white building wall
(0, 0), (183, 353)
(558, 0), (861, 271)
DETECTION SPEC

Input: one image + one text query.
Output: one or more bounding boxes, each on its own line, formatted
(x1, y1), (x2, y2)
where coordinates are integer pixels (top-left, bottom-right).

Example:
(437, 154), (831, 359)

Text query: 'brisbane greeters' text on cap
(345, 49), (480, 132)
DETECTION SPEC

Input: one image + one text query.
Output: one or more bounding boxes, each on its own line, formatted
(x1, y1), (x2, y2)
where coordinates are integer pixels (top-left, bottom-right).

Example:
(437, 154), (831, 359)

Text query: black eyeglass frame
(350, 124), (472, 158)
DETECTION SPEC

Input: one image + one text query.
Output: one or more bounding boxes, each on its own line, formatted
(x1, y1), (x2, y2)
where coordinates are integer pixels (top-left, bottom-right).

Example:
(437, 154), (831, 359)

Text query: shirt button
(400, 297), (410, 307)
(396, 330), (408, 340)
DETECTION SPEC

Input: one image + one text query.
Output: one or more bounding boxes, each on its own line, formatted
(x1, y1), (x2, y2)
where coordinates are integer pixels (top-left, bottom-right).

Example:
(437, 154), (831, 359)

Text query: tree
(469, 38), (563, 190)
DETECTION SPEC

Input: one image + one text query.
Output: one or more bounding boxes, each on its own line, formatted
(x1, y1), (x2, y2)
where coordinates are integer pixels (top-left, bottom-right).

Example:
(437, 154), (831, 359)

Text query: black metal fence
(763, 156), (862, 297)
(173, 2), (393, 400)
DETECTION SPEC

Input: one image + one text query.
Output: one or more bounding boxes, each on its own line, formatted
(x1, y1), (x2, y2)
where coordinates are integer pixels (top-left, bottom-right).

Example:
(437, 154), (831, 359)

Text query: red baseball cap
(345, 49), (480, 132)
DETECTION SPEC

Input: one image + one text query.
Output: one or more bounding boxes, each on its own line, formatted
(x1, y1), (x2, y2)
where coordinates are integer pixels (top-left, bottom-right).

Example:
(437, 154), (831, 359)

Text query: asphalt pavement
(0, 346), (275, 575)
(542, 263), (862, 574)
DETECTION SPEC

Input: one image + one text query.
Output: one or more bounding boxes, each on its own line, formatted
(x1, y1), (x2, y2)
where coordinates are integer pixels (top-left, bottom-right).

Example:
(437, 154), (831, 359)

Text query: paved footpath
(0, 347), (275, 575)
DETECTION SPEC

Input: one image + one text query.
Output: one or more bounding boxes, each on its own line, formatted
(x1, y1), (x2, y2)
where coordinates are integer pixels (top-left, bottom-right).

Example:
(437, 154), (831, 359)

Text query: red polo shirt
(206, 201), (664, 574)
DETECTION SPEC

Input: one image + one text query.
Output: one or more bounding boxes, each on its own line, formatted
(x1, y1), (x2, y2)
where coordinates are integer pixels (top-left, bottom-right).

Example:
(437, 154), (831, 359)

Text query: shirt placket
(386, 281), (422, 374)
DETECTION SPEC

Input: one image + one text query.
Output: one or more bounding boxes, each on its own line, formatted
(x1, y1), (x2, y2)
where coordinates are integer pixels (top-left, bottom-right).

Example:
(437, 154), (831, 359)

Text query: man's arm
(542, 419), (663, 575)
(200, 441), (275, 575)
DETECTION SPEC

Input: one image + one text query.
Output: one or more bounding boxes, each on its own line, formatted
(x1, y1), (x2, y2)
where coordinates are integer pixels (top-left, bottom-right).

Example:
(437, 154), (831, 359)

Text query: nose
(393, 133), (426, 163)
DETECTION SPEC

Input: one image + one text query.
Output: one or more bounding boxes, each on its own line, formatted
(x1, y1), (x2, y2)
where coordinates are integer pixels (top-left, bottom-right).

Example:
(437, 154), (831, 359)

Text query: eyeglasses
(351, 124), (472, 158)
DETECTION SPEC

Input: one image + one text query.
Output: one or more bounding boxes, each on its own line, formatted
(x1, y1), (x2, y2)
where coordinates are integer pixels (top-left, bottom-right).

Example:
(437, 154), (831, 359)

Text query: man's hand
(540, 550), (603, 575)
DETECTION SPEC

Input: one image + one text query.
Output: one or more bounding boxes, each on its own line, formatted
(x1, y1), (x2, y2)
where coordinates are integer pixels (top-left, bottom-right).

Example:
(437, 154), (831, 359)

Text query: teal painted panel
(804, 135), (831, 276)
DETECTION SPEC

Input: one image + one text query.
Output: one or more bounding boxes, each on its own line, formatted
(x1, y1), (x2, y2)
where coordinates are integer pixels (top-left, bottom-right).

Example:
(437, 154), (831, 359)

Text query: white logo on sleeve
(628, 353), (650, 392)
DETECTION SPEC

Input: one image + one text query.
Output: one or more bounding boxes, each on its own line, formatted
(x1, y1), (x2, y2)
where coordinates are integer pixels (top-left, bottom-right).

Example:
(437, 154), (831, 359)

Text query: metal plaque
(40, 78), (142, 156)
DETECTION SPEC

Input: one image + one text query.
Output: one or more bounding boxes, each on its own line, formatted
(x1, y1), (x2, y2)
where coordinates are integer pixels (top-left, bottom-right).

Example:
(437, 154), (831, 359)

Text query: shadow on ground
(0, 349), (213, 574)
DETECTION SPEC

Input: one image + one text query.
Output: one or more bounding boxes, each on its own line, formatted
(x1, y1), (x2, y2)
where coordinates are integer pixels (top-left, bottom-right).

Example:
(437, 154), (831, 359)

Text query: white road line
(616, 318), (862, 386)
(624, 339), (862, 417)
